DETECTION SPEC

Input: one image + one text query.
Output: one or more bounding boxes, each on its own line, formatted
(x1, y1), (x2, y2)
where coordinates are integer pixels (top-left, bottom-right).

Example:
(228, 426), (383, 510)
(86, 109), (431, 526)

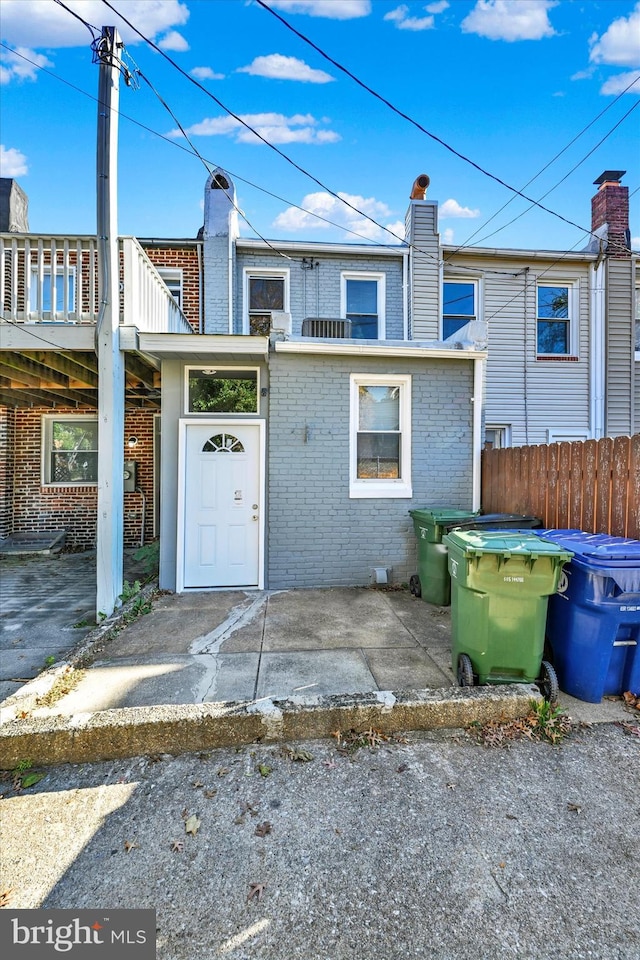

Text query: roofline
(236, 237), (407, 257)
(442, 244), (599, 261)
(274, 339), (486, 360)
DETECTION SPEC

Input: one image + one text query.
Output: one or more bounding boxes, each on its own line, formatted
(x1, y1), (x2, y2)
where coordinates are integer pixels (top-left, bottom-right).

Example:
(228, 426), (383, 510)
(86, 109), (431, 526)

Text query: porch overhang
(274, 339), (488, 361)
(136, 332), (270, 362)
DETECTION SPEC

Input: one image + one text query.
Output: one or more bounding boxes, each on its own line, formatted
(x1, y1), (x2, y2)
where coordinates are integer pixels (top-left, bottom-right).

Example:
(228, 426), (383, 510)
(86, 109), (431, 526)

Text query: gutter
(274, 340), (487, 361)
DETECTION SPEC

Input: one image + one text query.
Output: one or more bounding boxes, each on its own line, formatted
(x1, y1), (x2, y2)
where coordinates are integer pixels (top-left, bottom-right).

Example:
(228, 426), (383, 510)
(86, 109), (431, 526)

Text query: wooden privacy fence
(481, 435), (640, 540)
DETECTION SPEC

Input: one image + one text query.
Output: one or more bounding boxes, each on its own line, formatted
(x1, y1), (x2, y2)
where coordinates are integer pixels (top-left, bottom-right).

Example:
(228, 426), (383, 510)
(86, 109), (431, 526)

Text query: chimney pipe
(410, 174), (430, 200)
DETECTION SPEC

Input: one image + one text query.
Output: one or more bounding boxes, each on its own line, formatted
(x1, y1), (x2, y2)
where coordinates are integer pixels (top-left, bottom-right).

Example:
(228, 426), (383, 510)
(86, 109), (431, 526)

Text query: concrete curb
(0, 684), (541, 769)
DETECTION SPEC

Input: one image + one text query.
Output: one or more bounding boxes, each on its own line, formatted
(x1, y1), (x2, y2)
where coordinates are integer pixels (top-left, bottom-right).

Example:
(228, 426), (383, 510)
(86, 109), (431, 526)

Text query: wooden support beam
(124, 353), (156, 389)
(0, 387), (56, 407)
(0, 352), (70, 387)
(22, 351), (99, 388)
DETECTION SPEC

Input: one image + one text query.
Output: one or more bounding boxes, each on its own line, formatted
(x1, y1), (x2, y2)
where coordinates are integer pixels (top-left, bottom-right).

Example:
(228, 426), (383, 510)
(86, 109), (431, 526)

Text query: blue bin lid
(537, 529), (640, 564)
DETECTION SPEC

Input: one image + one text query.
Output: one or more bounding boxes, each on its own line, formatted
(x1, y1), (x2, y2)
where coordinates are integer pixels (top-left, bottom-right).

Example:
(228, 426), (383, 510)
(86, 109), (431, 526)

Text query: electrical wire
(52, 0), (100, 40)
(257, 0), (638, 255)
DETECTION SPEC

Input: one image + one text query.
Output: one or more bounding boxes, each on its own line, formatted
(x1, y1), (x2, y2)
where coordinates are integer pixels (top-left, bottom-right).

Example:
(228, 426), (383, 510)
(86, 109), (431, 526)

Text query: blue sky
(1, 0), (639, 251)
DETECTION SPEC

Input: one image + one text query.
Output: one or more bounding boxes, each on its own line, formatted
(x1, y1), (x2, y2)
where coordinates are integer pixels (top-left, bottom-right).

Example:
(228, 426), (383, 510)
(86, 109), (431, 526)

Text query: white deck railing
(0, 233), (192, 334)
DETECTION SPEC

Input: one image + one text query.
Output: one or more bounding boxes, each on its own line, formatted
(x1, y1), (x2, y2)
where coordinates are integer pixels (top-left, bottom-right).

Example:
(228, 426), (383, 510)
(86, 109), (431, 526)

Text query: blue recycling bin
(535, 530), (640, 703)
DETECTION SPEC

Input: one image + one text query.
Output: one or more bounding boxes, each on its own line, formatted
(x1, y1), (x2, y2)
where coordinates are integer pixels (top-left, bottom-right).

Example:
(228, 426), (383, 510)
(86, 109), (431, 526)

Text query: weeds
(7, 759), (46, 791)
(120, 579), (142, 603)
(133, 540), (159, 581)
(331, 727), (392, 754)
(467, 700), (573, 748)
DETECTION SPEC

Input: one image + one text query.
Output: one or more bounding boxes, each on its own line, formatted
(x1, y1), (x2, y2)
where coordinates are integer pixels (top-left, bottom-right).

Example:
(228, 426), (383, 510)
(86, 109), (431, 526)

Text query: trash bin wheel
(409, 574), (421, 598)
(538, 660), (559, 702)
(457, 654), (475, 687)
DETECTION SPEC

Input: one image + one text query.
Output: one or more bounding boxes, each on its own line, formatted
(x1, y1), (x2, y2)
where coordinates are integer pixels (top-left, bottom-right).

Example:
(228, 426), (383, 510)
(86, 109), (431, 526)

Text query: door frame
(176, 418), (266, 592)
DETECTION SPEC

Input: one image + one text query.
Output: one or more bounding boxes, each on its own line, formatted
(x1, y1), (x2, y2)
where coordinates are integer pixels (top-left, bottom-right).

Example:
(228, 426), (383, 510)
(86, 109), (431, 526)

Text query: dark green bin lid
(443, 529), (573, 561)
(409, 509), (478, 524)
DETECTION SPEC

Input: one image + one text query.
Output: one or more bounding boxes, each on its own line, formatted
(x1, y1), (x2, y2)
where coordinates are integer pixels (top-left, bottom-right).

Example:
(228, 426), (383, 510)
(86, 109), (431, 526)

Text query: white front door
(182, 422), (263, 588)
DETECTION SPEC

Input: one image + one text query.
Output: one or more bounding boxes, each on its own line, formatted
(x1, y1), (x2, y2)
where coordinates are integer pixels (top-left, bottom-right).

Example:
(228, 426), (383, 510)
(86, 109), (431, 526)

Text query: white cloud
(273, 190), (403, 241)
(0, 144), (28, 177)
(571, 66), (596, 81)
(263, 0), (371, 18)
(442, 227), (455, 244)
(158, 30), (189, 52)
(191, 66), (225, 80)
(238, 54), (334, 83)
(631, 235), (640, 251)
(384, 5), (435, 31)
(172, 112), (340, 145)
(425, 1), (449, 12)
(440, 199), (480, 219)
(600, 70), (640, 96)
(0, 0), (189, 48)
(0, 46), (52, 83)
(589, 3), (640, 66)
(461, 0), (558, 42)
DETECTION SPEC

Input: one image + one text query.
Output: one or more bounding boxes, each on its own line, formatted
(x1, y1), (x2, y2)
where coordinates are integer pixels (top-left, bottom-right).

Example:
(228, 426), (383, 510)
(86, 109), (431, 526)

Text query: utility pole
(95, 26), (124, 619)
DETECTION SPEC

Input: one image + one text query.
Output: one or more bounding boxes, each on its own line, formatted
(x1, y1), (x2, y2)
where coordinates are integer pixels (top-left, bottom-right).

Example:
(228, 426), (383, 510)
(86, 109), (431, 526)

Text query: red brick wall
(591, 183), (630, 258)
(144, 245), (201, 332)
(6, 406), (157, 548)
(0, 406), (15, 539)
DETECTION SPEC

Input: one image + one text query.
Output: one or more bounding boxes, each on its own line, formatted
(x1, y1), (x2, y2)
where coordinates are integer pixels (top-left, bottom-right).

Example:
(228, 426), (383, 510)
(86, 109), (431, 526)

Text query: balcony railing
(0, 233), (192, 334)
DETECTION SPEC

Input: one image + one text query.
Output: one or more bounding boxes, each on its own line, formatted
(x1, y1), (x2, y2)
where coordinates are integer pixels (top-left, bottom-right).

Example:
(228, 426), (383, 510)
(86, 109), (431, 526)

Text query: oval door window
(202, 433), (245, 453)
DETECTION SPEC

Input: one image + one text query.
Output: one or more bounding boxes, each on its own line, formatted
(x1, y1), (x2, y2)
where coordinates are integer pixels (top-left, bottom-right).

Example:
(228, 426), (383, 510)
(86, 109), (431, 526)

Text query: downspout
(402, 249), (409, 340)
(228, 232), (234, 335)
(590, 251), (606, 439)
(472, 355), (484, 511)
(632, 254), (638, 436)
(197, 241), (203, 334)
(523, 268), (530, 446)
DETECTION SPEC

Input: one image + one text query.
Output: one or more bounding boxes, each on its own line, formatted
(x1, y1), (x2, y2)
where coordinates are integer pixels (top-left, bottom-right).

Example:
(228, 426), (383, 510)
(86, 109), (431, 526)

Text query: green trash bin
(409, 508), (478, 605)
(443, 529), (573, 697)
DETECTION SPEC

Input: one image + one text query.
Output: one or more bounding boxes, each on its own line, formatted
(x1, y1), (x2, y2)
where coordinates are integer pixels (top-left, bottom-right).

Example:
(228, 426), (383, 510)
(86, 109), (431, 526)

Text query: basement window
(42, 415), (98, 485)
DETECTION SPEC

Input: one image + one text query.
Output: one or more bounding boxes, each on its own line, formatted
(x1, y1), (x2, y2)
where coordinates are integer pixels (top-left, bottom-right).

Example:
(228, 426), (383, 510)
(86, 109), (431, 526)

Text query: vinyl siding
(407, 201), (440, 340)
(605, 258), (634, 437)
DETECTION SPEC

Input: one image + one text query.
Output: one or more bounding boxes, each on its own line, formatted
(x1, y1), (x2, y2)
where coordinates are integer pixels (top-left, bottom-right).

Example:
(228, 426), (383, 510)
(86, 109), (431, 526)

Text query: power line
(256, 0), (638, 255)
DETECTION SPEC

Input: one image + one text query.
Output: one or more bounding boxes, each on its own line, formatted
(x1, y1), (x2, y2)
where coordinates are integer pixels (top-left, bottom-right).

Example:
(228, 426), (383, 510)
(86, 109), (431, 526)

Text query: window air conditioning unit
(301, 318), (352, 338)
(270, 311), (292, 336)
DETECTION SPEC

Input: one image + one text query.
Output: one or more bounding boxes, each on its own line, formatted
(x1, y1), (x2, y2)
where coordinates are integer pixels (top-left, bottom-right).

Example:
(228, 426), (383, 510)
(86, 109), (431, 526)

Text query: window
(186, 367), (259, 414)
(30, 267), (75, 313)
(350, 374), (411, 498)
(157, 268), (183, 308)
(341, 273), (385, 339)
(42, 416), (98, 485)
(443, 280), (477, 339)
(484, 425), (511, 450)
(537, 283), (575, 355)
(244, 270), (288, 336)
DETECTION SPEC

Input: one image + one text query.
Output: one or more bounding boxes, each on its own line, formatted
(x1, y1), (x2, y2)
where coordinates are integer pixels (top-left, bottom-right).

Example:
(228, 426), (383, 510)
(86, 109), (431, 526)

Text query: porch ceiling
(0, 349), (161, 409)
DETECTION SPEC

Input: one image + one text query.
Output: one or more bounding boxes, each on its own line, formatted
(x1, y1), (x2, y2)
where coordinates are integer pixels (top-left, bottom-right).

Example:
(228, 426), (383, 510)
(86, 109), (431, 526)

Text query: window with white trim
(350, 374), (411, 498)
(443, 280), (477, 339)
(341, 272), (386, 339)
(42, 415), (98, 485)
(244, 269), (289, 336)
(157, 268), (183, 308)
(537, 282), (577, 356)
(30, 267), (75, 313)
(484, 425), (511, 450)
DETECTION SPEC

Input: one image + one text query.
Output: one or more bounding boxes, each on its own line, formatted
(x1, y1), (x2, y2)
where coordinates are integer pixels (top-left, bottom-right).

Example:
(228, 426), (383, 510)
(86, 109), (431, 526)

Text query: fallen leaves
(255, 821), (272, 837)
(247, 882), (266, 903)
(170, 840), (184, 853)
(331, 727), (391, 754)
(615, 720), (640, 738)
(123, 839), (139, 853)
(623, 691), (640, 711)
(467, 705), (573, 748)
(282, 746), (314, 762)
(257, 764), (272, 778)
(185, 814), (201, 837)
(567, 803), (582, 815)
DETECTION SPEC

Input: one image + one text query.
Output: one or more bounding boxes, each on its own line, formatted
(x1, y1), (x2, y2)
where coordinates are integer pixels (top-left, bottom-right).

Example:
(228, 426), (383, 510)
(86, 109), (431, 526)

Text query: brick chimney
(591, 170), (630, 258)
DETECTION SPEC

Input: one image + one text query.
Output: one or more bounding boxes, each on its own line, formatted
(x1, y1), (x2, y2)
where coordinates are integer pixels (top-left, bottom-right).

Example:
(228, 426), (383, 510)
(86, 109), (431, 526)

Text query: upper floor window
(537, 283), (575, 356)
(442, 280), (477, 339)
(157, 268), (183, 308)
(341, 272), (386, 339)
(42, 415), (98, 485)
(244, 269), (289, 336)
(30, 267), (75, 314)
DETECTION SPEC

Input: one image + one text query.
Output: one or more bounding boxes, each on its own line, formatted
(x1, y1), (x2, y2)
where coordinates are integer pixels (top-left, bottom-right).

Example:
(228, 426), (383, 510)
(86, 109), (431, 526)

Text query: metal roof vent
(302, 318), (352, 338)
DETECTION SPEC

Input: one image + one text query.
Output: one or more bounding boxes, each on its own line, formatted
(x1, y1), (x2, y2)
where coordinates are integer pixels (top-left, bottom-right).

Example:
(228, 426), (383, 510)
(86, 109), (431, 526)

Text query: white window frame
(157, 267), (183, 308)
(442, 277), (481, 340)
(41, 414), (98, 486)
(341, 272), (386, 340)
(536, 280), (579, 358)
(484, 424), (511, 450)
(29, 265), (76, 315)
(634, 284), (639, 362)
(349, 373), (412, 499)
(243, 268), (290, 335)
(184, 365), (261, 415)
